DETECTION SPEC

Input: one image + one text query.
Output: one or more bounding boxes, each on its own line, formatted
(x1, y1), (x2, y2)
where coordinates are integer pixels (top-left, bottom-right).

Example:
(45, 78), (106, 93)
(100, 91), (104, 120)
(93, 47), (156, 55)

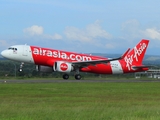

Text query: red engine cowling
(36, 65), (53, 72)
(53, 61), (73, 72)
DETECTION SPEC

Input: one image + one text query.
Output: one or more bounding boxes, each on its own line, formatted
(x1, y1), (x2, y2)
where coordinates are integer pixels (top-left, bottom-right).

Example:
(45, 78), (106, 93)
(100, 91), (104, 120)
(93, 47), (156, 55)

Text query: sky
(1, 0), (160, 55)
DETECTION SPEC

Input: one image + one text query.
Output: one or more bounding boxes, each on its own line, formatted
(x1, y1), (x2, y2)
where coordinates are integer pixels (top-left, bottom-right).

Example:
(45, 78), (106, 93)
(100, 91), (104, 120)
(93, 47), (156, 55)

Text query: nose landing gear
(18, 62), (24, 72)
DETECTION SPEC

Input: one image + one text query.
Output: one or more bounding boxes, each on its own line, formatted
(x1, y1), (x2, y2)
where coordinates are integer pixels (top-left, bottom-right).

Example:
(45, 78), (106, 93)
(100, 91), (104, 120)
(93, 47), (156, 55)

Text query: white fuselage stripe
(110, 61), (123, 74)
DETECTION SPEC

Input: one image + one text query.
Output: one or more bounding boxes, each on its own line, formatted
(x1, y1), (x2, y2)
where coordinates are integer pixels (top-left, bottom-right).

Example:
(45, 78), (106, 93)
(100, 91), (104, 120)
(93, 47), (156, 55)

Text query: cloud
(23, 25), (43, 35)
(86, 21), (111, 38)
(105, 43), (115, 49)
(121, 19), (160, 41)
(121, 19), (139, 31)
(21, 21), (160, 53)
(121, 19), (141, 39)
(23, 25), (63, 40)
(64, 26), (91, 42)
(64, 21), (112, 43)
(0, 40), (10, 47)
(44, 33), (62, 40)
(140, 28), (160, 40)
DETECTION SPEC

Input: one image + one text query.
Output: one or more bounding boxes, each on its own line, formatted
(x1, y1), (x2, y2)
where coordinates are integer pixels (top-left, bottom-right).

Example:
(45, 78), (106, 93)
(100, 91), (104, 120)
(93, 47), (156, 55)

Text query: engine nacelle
(53, 61), (73, 73)
(36, 65), (53, 72)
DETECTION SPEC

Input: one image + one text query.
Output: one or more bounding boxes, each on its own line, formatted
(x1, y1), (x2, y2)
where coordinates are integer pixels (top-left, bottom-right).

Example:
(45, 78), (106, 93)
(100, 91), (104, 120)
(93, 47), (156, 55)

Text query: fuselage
(1, 44), (148, 75)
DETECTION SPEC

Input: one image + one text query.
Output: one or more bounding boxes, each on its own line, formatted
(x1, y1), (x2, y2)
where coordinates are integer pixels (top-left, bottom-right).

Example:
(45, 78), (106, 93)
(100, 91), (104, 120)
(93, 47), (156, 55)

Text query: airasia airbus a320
(1, 39), (149, 80)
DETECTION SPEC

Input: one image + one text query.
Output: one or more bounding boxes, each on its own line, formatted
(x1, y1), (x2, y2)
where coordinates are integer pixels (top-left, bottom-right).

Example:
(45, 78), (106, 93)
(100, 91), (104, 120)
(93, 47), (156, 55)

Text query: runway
(0, 79), (160, 83)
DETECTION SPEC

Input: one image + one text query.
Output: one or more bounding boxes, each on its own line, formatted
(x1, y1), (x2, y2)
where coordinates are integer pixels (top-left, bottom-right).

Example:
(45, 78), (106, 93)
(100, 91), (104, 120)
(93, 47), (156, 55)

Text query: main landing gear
(75, 74), (81, 80)
(63, 74), (69, 80)
(62, 74), (82, 80)
(62, 67), (82, 80)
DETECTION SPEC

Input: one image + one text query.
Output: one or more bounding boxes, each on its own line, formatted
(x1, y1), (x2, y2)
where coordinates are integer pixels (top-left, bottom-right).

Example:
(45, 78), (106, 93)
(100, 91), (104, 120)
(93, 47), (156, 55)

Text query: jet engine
(36, 65), (53, 72)
(53, 61), (73, 72)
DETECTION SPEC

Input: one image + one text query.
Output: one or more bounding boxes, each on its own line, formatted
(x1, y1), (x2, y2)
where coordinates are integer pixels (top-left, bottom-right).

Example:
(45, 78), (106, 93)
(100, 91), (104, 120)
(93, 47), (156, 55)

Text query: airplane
(1, 39), (149, 80)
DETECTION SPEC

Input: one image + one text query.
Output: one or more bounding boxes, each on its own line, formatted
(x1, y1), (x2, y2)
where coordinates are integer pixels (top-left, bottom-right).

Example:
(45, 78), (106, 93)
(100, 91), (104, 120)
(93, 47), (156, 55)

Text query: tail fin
(124, 39), (149, 70)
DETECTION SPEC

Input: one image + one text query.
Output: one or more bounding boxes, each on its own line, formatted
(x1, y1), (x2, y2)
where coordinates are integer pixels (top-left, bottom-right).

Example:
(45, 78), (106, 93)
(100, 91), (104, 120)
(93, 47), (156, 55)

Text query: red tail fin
(124, 39), (149, 70)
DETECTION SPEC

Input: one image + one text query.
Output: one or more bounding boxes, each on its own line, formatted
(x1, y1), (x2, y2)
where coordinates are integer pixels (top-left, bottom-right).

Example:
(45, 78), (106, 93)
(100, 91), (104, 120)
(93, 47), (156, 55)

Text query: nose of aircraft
(1, 50), (8, 58)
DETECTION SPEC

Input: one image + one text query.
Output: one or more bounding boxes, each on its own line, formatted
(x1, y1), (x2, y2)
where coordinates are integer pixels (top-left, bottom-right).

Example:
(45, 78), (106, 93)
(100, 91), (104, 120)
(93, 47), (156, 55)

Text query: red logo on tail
(124, 39), (149, 71)
(133, 42), (147, 61)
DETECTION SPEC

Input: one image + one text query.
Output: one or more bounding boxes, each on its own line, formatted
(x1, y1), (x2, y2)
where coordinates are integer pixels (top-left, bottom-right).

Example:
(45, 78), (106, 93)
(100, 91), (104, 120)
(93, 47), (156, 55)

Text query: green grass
(0, 82), (160, 120)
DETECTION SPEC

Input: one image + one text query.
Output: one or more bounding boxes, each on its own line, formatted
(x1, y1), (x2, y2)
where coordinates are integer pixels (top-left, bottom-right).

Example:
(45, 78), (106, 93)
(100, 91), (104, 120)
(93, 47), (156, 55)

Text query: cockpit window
(8, 47), (14, 50)
(8, 47), (17, 51)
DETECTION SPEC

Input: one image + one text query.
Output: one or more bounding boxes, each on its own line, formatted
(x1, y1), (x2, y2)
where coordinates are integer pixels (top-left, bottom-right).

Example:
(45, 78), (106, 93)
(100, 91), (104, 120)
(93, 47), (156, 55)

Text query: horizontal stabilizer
(132, 65), (157, 69)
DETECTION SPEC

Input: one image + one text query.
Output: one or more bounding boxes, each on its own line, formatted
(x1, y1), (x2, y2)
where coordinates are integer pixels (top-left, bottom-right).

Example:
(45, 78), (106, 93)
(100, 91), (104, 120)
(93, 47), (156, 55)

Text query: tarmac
(0, 79), (160, 83)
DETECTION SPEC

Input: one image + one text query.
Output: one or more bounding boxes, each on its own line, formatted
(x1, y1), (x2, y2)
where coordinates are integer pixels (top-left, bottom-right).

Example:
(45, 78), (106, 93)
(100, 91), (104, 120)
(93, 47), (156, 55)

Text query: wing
(71, 48), (130, 67)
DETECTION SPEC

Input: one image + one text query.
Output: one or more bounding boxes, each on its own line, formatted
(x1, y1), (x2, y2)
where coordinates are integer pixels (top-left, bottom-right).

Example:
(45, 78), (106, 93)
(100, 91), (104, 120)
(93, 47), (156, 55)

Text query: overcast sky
(1, 0), (160, 55)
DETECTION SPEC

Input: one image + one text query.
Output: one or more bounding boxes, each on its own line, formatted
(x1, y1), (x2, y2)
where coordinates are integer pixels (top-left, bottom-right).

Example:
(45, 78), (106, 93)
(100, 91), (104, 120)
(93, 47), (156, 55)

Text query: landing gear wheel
(18, 68), (23, 72)
(63, 74), (69, 80)
(75, 74), (81, 80)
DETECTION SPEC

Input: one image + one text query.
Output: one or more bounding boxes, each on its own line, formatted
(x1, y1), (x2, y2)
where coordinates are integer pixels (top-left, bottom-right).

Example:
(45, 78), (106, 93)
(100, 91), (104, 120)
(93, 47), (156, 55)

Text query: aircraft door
(23, 45), (28, 56)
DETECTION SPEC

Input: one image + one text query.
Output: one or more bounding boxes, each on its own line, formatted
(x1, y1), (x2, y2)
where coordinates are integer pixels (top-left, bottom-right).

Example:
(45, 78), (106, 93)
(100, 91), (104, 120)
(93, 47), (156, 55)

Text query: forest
(0, 60), (108, 79)
(0, 59), (158, 79)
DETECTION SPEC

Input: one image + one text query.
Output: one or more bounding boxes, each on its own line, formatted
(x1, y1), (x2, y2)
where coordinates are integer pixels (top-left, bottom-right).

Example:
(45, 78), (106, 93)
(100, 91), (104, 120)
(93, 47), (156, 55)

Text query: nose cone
(1, 50), (8, 58)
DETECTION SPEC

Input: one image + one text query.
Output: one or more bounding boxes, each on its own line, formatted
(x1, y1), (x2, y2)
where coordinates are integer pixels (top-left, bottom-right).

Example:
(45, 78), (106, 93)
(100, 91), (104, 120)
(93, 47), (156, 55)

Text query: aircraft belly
(87, 61), (123, 74)
(87, 64), (112, 74)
